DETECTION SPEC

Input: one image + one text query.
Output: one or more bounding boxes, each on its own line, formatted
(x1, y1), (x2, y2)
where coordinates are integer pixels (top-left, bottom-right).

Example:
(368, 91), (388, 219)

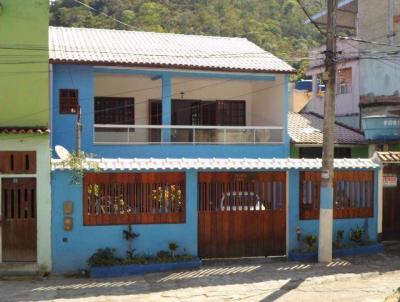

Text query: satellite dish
(55, 145), (71, 160)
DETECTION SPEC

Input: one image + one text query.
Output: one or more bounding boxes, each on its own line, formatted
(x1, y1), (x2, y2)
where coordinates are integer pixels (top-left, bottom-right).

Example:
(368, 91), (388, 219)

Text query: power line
(296, 0), (325, 36)
(0, 44), (311, 61)
(0, 69), (281, 126)
(338, 36), (400, 49)
(1, 79), (286, 142)
(71, 0), (137, 30)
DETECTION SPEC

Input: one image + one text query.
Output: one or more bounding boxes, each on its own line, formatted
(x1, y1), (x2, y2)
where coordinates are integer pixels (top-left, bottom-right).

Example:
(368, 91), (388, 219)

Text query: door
(198, 172), (286, 258)
(1, 178), (37, 262)
(383, 165), (400, 240)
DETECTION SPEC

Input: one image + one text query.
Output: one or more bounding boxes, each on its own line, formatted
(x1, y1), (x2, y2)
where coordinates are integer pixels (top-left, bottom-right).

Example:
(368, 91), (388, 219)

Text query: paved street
(1, 244), (399, 302)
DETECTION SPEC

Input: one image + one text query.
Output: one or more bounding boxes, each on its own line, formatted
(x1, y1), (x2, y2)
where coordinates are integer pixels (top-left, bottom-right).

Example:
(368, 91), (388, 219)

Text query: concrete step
(0, 262), (38, 277)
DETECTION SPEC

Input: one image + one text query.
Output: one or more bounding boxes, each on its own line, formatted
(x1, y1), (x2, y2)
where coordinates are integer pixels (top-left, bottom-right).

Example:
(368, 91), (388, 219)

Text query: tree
(50, 0), (324, 79)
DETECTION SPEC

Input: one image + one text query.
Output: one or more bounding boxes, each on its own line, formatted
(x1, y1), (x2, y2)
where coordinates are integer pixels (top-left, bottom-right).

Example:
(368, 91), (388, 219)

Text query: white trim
(52, 157), (380, 171)
(378, 168), (383, 234)
(0, 137), (51, 270)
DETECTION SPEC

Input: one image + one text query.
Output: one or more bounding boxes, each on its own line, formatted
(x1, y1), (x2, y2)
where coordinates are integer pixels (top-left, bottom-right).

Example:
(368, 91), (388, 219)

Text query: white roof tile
(49, 26), (295, 73)
(52, 157), (378, 171)
(288, 112), (366, 145)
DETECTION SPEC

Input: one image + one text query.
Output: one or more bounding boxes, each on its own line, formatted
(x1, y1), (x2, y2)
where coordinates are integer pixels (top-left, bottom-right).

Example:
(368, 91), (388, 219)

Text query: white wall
(94, 73), (285, 128)
(0, 135), (51, 271)
(251, 74), (285, 127)
(358, 0), (400, 96)
(359, 58), (400, 96)
(305, 60), (360, 118)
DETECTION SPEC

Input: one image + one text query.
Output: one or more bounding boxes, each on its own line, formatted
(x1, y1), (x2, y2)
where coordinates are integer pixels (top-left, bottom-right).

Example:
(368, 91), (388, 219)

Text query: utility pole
(319, 0), (338, 263)
(76, 105), (82, 154)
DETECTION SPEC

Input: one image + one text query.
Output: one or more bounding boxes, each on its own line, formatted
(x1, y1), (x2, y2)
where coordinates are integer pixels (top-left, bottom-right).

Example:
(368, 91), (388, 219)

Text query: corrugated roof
(52, 157), (378, 171)
(0, 127), (49, 135)
(49, 26), (295, 73)
(288, 112), (365, 145)
(376, 152), (400, 163)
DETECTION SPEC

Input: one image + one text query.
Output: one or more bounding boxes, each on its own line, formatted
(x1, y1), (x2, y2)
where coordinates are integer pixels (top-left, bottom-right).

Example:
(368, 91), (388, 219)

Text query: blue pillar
(185, 169), (198, 255)
(161, 74), (172, 142)
(288, 170), (300, 251)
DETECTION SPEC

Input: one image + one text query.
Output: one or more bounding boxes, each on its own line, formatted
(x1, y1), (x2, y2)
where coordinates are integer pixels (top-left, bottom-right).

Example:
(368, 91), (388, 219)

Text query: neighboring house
(291, 80), (312, 113)
(304, 39), (361, 129)
(49, 26), (380, 273)
(307, 0), (400, 241)
(288, 112), (368, 158)
(307, 0), (400, 149)
(0, 0), (51, 271)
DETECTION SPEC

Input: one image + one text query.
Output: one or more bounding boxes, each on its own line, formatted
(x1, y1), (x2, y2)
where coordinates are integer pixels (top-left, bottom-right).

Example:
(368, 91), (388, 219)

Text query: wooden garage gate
(198, 172), (286, 258)
(383, 165), (400, 240)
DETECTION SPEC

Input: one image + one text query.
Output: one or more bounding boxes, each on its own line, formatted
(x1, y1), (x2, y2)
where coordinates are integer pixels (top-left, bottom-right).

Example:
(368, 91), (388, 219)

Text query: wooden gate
(1, 178), (37, 262)
(383, 165), (400, 240)
(198, 172), (286, 258)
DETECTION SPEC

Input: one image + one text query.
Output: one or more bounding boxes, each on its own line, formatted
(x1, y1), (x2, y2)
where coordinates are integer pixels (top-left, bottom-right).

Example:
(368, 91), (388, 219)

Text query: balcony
(94, 124), (284, 145)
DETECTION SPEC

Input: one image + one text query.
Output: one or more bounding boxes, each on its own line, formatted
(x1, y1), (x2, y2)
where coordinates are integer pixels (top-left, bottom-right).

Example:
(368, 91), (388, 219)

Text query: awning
(375, 152), (400, 164)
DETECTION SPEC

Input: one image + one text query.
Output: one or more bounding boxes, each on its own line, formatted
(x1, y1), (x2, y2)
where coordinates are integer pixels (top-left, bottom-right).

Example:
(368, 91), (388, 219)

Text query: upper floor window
(337, 68), (352, 95)
(59, 89), (78, 114)
(217, 100), (246, 126)
(95, 97), (135, 125)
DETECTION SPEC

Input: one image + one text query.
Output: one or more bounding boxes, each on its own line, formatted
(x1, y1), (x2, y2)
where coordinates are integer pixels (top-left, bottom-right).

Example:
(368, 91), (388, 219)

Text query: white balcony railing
(94, 124), (285, 145)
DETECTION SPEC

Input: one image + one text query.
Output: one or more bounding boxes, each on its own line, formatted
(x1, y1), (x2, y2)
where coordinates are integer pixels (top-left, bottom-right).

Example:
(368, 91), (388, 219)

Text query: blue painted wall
(52, 167), (379, 273)
(287, 169), (379, 252)
(51, 170), (198, 273)
(51, 64), (290, 159)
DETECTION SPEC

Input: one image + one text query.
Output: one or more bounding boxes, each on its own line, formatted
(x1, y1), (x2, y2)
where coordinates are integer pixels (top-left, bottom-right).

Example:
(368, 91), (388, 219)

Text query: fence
(83, 172), (185, 225)
(300, 170), (374, 220)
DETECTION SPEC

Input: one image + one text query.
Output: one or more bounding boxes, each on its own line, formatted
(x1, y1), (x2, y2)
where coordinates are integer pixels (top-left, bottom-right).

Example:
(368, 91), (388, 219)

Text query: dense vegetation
(50, 0), (325, 76)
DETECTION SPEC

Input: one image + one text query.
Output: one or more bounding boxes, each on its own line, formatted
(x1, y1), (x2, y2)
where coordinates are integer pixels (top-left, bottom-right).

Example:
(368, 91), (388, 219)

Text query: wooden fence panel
(299, 170), (374, 220)
(0, 151), (36, 174)
(83, 172), (185, 225)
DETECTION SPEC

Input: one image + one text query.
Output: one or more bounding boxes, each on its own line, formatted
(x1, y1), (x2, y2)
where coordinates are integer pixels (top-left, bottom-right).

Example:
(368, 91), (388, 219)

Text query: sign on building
(383, 174), (398, 188)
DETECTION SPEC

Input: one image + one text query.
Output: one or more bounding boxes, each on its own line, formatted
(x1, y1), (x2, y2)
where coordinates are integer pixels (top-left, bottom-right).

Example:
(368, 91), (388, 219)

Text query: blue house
(49, 26), (381, 273)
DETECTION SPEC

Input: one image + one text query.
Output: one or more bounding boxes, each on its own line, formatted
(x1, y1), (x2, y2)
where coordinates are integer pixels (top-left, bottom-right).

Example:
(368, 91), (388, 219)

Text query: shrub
(349, 225), (363, 244)
(168, 242), (179, 257)
(87, 248), (121, 267)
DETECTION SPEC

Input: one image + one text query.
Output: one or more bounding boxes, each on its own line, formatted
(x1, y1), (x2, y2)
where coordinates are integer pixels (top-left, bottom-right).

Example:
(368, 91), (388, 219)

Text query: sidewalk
(0, 244), (399, 302)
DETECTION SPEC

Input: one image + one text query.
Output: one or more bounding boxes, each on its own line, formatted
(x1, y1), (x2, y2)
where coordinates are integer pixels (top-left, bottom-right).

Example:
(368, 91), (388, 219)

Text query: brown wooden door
(198, 172), (286, 258)
(1, 178), (37, 262)
(383, 165), (400, 240)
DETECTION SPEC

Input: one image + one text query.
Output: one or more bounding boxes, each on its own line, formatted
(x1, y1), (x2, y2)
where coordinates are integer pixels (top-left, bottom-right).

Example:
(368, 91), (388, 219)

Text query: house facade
(304, 39), (361, 130)
(49, 26), (381, 273)
(0, 0), (51, 271)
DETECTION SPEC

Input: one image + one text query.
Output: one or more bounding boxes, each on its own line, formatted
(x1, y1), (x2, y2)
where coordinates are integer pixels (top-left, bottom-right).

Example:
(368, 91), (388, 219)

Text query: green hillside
(50, 0), (325, 75)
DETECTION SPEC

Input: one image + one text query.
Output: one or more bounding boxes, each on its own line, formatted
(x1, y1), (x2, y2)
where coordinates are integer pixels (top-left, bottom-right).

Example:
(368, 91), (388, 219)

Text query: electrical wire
(0, 68), (284, 126)
(0, 79), (286, 141)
